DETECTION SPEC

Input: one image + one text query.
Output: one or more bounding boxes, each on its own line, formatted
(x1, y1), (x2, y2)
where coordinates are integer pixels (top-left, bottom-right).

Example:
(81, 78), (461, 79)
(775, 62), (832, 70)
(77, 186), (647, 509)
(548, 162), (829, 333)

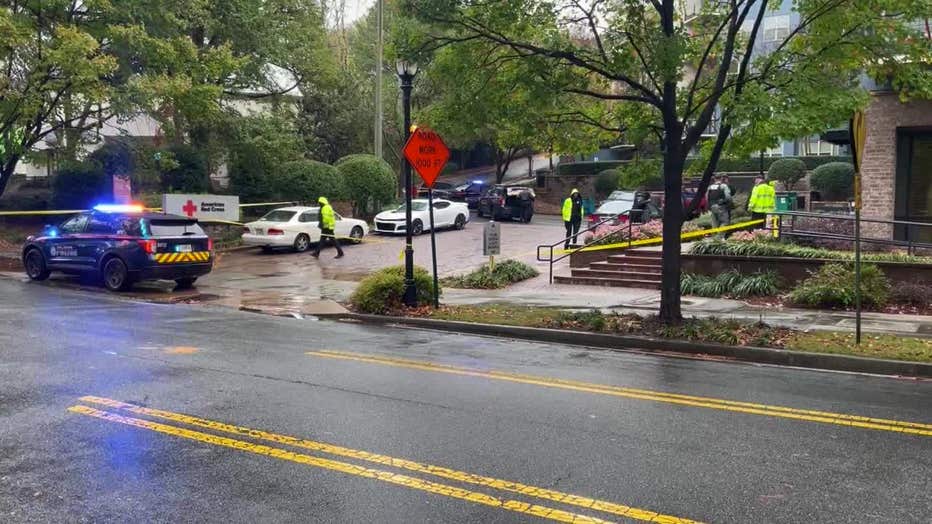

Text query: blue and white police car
(21, 204), (213, 291)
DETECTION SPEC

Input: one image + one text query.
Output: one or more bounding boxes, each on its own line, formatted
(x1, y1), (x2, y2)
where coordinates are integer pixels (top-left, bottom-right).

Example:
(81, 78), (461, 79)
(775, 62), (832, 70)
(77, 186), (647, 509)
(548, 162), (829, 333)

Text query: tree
(0, 1), (117, 198)
(228, 112), (305, 201)
(336, 154), (396, 217)
(406, 0), (930, 322)
(278, 159), (346, 202)
(768, 158), (807, 190)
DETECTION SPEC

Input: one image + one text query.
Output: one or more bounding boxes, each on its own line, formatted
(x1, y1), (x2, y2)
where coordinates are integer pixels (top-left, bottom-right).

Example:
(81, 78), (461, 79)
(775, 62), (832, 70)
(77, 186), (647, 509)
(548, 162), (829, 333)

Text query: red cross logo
(182, 200), (197, 217)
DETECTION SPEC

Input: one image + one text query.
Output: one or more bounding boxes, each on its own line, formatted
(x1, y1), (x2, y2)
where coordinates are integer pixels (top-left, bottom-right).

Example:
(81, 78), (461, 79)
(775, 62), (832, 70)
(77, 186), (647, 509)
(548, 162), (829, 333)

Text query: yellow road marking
(164, 346), (198, 355)
(78, 396), (698, 524)
(306, 351), (932, 437)
(67, 405), (616, 524)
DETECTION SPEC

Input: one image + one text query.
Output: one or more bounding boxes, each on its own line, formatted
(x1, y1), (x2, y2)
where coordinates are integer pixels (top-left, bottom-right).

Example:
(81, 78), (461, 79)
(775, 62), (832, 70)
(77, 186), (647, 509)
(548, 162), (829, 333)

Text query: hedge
(554, 156), (852, 177)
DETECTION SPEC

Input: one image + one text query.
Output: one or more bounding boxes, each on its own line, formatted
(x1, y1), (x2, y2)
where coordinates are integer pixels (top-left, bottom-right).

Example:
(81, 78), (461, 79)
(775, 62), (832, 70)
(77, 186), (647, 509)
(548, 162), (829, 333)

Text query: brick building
(859, 93), (932, 242)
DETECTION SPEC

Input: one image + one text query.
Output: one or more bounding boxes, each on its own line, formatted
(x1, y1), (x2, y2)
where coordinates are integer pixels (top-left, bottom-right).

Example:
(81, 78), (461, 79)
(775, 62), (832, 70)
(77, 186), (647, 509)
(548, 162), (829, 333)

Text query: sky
(339, 0), (376, 25)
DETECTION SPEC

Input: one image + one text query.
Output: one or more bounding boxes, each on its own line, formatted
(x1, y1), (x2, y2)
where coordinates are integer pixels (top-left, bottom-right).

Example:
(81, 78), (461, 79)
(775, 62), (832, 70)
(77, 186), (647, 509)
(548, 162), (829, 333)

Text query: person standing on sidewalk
(707, 175), (732, 230)
(721, 175), (737, 222)
(562, 188), (584, 249)
(312, 196), (344, 259)
(747, 177), (776, 228)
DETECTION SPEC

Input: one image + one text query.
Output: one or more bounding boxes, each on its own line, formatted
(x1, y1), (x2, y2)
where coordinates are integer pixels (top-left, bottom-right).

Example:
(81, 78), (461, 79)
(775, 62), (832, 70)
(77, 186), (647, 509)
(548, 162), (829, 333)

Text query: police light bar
(93, 204), (145, 213)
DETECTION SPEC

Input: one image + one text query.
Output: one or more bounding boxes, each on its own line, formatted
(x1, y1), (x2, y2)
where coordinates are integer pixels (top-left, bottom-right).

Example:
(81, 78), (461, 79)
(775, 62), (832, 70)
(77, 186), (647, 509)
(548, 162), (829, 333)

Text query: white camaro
(373, 199), (470, 235)
(242, 206), (369, 252)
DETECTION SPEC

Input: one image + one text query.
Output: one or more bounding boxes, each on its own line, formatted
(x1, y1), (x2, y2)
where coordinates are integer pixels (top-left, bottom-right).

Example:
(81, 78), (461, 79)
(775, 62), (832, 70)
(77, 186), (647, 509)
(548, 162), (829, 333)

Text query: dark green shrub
(443, 260), (539, 289)
(788, 263), (890, 309)
(278, 160), (345, 203)
(336, 154), (396, 217)
(160, 144), (209, 193)
(617, 159), (662, 190)
(594, 169), (620, 197)
(555, 161), (625, 176)
(684, 155), (852, 173)
(681, 270), (779, 298)
(767, 158), (807, 190)
(810, 162), (855, 200)
(52, 161), (108, 208)
(350, 265), (438, 314)
(689, 238), (932, 264)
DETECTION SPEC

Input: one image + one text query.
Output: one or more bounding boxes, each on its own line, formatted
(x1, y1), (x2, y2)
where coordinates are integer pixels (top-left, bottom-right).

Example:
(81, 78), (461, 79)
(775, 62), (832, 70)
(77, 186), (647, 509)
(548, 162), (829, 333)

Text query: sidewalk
(441, 276), (932, 338)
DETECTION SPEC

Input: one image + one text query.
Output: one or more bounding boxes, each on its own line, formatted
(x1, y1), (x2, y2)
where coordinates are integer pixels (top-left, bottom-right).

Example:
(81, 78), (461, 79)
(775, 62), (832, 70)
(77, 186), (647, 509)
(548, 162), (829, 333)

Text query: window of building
(763, 14), (791, 42)
(798, 136), (839, 156)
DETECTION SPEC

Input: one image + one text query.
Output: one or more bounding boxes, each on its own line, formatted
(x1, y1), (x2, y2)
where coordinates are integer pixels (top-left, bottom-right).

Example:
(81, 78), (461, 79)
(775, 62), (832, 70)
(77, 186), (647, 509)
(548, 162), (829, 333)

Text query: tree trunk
(659, 150), (685, 324)
(0, 156), (21, 199)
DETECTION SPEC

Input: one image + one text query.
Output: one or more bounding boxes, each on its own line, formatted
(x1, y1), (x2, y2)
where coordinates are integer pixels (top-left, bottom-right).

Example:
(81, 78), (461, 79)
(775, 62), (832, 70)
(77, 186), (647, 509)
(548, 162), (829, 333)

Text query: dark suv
(21, 205), (213, 291)
(477, 185), (535, 222)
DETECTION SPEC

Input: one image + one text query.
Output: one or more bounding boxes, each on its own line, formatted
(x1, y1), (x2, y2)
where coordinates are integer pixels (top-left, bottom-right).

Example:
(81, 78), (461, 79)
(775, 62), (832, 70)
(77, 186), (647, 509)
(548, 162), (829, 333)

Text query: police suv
(21, 204), (213, 291)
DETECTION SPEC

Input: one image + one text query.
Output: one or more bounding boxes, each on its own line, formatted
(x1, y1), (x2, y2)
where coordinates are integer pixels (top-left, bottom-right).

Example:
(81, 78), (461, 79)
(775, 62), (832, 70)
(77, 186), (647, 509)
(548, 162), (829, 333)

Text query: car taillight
(207, 237), (213, 251)
(498, 198), (505, 206)
(137, 239), (157, 254)
(268, 228), (284, 235)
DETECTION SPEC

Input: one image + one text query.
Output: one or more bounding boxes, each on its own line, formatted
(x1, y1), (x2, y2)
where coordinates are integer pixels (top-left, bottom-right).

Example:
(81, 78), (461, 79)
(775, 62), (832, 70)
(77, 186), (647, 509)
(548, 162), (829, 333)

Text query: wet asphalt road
(1, 278), (930, 523)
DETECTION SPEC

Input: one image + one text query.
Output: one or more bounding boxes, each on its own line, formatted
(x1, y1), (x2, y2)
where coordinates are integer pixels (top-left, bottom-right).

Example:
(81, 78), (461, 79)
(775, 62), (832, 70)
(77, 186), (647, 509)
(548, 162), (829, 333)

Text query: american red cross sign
(403, 128), (450, 188)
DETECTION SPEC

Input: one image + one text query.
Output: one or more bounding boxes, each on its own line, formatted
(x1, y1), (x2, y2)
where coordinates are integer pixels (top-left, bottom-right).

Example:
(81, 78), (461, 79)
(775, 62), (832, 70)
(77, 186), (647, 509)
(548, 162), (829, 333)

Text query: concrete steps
(557, 249), (663, 289)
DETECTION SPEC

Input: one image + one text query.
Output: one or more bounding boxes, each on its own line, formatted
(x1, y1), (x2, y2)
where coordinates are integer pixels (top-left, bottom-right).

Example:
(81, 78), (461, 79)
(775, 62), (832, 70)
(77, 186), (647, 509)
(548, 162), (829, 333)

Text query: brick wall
(861, 93), (932, 238)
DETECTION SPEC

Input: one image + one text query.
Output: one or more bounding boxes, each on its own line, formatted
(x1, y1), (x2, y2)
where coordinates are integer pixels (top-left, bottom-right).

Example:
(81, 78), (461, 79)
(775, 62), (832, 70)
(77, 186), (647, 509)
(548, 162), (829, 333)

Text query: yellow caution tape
(555, 218), (766, 255)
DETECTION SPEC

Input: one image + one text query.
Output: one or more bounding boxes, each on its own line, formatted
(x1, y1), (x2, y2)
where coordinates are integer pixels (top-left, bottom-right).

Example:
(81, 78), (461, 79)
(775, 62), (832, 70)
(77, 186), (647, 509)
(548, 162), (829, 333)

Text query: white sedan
(374, 199), (470, 235)
(242, 206), (369, 252)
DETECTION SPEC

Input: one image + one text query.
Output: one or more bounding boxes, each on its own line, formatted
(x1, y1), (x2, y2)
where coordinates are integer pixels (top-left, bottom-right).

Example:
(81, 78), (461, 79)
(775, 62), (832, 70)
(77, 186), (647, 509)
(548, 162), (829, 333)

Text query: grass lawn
(421, 305), (932, 364)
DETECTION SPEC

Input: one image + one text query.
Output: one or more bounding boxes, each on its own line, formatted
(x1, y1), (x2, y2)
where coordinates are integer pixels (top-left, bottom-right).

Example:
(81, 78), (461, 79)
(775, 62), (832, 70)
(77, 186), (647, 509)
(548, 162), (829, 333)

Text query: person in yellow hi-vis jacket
(562, 189), (585, 249)
(312, 196), (344, 258)
(747, 177), (776, 228)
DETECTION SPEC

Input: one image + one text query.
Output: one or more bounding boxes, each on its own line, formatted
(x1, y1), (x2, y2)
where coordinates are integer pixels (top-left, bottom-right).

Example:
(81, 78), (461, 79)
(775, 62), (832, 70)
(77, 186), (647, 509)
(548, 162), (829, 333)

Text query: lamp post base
(403, 245), (417, 307)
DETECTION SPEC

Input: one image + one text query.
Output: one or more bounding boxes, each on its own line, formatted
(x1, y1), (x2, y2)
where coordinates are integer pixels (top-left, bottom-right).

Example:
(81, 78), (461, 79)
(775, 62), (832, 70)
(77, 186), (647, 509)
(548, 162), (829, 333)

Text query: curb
(327, 313), (932, 378)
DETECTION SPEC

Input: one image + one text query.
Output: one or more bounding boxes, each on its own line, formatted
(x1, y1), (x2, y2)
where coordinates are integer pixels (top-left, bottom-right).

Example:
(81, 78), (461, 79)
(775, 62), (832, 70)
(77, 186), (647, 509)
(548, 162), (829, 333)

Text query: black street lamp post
(397, 59), (418, 307)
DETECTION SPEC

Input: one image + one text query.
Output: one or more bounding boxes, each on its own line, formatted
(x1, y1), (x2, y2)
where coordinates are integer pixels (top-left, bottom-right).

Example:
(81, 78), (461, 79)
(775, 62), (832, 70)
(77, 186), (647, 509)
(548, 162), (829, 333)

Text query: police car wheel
(350, 227), (364, 244)
(454, 215), (466, 230)
(175, 278), (197, 290)
(24, 249), (50, 281)
(102, 257), (132, 292)
(293, 234), (311, 253)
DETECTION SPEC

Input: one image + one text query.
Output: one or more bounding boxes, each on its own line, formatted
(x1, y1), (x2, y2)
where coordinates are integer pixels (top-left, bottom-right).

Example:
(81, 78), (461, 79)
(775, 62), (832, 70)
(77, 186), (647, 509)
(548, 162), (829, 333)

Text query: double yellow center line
(69, 396), (698, 524)
(305, 351), (932, 437)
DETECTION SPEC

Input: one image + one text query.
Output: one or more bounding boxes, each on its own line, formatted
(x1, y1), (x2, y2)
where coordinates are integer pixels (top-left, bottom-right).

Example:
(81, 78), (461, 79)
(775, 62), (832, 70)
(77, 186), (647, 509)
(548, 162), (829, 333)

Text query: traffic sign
(483, 221), (501, 256)
(403, 128), (450, 188)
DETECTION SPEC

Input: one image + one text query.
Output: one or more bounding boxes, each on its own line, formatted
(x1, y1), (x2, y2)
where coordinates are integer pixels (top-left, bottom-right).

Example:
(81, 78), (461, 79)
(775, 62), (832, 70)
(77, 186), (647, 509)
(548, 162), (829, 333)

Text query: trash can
(775, 192), (797, 211)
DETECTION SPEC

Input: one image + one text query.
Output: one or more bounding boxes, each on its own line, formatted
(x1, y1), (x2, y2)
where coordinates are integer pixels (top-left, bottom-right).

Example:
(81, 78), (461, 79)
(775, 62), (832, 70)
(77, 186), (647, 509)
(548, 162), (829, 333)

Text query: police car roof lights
(93, 203), (145, 213)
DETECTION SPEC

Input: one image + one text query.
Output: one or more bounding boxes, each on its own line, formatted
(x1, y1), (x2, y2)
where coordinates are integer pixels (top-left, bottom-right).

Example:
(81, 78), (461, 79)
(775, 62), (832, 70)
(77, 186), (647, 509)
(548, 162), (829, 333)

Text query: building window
(763, 15), (791, 42)
(798, 136), (839, 156)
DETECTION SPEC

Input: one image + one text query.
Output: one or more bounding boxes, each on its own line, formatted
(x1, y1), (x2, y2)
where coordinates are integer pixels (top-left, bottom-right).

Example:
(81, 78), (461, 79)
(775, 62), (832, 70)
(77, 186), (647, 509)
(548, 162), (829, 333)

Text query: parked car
(242, 206), (368, 253)
(449, 181), (486, 208)
(682, 189), (708, 219)
(21, 204), (213, 291)
(417, 182), (455, 199)
(374, 199), (469, 235)
(588, 191), (659, 227)
(477, 185), (536, 222)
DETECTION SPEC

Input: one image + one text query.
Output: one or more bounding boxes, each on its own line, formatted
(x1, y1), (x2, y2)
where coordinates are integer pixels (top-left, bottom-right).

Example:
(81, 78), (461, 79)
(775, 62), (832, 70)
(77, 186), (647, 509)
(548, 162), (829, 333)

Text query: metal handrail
(537, 210), (638, 284)
(774, 211), (932, 256)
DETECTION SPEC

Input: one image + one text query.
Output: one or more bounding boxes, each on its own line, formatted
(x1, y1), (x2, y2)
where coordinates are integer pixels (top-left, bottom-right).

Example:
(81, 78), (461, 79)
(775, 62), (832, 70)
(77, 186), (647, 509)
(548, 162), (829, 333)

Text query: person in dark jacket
(312, 196), (344, 259)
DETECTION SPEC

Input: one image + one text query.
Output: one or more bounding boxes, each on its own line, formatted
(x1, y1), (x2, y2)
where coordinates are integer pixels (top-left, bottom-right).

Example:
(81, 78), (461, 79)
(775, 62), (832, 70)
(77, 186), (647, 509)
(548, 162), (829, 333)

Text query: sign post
(483, 220), (501, 271)
(850, 111), (867, 345)
(403, 127), (450, 308)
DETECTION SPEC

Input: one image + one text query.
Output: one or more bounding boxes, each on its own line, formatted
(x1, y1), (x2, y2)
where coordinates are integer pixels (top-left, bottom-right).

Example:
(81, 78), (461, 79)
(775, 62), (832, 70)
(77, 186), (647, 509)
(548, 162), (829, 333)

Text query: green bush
(617, 159), (662, 190)
(555, 161), (625, 177)
(350, 265), (438, 314)
(684, 155), (852, 173)
(160, 144), (209, 193)
(890, 281), (932, 306)
(442, 260), (539, 289)
(767, 158), (807, 190)
(52, 161), (109, 209)
(810, 162), (855, 200)
(788, 263), (890, 309)
(681, 270), (779, 298)
(278, 160), (345, 203)
(336, 154), (396, 217)
(594, 169), (620, 197)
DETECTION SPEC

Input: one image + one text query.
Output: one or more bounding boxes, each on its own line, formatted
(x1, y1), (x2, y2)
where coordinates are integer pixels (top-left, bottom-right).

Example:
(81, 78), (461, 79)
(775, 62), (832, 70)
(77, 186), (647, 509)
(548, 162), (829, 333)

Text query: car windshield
(147, 219), (206, 237)
(393, 202), (428, 212)
(607, 190), (636, 201)
(259, 210), (297, 222)
(596, 200), (634, 215)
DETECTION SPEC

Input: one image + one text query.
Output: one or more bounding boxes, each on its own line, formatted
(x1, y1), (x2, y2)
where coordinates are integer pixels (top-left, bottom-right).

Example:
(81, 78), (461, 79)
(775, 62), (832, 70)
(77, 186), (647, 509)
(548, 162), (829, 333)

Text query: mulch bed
(743, 296), (932, 316)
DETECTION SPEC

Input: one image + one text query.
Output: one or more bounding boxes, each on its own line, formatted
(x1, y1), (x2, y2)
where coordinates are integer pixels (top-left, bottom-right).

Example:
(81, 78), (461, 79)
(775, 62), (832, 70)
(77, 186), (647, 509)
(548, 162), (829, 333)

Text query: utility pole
(374, 0), (383, 160)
